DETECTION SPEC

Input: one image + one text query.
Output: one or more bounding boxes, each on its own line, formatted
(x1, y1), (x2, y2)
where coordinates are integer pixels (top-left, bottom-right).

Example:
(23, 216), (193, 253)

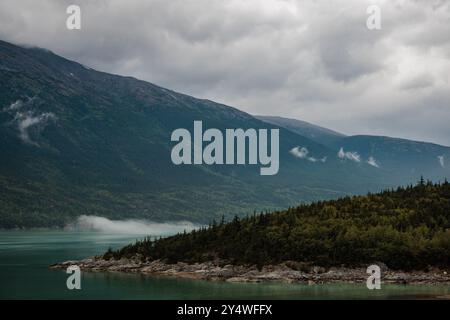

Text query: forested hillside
(2, 39), (449, 228)
(110, 179), (450, 270)
(0, 39), (386, 228)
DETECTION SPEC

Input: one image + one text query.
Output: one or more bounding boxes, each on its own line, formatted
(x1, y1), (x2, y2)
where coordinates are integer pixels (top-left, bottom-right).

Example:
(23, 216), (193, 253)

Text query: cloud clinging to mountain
(15, 112), (56, 145)
(367, 156), (380, 168)
(2, 98), (56, 145)
(290, 146), (326, 163)
(438, 155), (445, 168)
(338, 147), (361, 162)
(290, 146), (309, 159)
(3, 100), (23, 112)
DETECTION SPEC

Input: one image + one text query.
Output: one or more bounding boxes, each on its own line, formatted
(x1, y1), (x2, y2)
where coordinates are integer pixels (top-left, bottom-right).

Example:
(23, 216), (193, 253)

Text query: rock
(49, 256), (450, 285)
(284, 261), (311, 272)
(312, 266), (326, 274)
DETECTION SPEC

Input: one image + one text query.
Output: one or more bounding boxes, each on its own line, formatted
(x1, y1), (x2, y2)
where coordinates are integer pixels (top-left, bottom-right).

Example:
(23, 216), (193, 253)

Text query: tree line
(106, 178), (450, 270)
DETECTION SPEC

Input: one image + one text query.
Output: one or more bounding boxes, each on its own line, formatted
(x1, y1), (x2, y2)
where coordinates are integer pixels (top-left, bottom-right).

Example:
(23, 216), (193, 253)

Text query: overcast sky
(1, 0), (449, 145)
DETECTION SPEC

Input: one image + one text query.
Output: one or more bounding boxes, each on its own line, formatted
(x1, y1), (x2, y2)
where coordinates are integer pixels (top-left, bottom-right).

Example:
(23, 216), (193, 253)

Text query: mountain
(108, 181), (450, 271)
(256, 115), (345, 146)
(0, 39), (448, 228)
(0, 40), (376, 228)
(260, 116), (450, 184)
(329, 135), (450, 182)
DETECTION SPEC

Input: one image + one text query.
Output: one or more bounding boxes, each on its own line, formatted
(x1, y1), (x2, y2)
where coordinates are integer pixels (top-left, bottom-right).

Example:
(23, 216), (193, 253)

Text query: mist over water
(67, 215), (200, 235)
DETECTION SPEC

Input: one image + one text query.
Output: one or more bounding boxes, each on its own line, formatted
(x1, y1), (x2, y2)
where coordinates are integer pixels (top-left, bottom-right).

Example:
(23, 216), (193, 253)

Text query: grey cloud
(399, 74), (435, 90)
(338, 147), (361, 162)
(0, 0), (449, 145)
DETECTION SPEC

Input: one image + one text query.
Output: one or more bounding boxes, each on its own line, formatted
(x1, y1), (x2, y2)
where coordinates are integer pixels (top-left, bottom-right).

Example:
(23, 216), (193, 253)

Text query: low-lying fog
(66, 215), (200, 235)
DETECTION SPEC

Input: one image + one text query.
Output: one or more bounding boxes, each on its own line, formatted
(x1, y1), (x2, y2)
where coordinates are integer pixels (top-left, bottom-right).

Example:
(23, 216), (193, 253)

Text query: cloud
(69, 215), (200, 235)
(367, 156), (380, 168)
(308, 156), (327, 163)
(14, 111), (56, 145)
(2, 100), (23, 112)
(338, 147), (361, 162)
(290, 146), (309, 159)
(2, 98), (56, 145)
(290, 146), (326, 163)
(438, 155), (445, 168)
(0, 0), (449, 145)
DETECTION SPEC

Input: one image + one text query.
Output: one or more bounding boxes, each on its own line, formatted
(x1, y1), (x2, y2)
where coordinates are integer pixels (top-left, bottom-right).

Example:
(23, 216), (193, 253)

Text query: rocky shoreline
(50, 256), (450, 285)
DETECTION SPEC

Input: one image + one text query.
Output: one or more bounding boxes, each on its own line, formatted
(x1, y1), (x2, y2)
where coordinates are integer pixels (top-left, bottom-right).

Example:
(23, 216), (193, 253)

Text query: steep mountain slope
(256, 115), (346, 146)
(0, 40), (445, 228)
(0, 40), (388, 228)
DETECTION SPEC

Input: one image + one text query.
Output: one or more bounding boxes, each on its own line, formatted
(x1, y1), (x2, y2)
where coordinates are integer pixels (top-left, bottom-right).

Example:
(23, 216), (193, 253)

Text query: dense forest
(106, 179), (450, 270)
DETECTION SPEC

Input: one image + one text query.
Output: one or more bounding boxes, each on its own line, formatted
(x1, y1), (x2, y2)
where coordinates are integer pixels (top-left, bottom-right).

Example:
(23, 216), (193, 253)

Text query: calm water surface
(0, 230), (449, 299)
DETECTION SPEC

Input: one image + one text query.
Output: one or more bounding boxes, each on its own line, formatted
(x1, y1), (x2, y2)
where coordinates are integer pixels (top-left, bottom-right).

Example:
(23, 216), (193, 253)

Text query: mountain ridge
(256, 115), (346, 147)
(0, 39), (448, 228)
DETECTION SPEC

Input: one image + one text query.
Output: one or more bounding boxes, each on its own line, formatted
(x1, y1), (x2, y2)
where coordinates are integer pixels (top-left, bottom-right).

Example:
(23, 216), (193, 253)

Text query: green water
(0, 230), (449, 300)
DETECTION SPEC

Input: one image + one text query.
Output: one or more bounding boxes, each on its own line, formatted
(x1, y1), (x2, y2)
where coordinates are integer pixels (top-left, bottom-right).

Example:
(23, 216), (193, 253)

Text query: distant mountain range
(257, 115), (450, 182)
(0, 39), (449, 228)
